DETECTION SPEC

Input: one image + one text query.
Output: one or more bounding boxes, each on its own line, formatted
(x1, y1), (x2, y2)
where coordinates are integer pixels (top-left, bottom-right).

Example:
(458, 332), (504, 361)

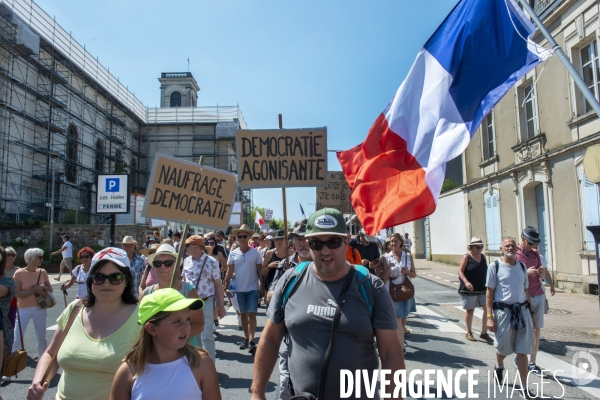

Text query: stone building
(397, 0), (600, 293)
(0, 0), (250, 245)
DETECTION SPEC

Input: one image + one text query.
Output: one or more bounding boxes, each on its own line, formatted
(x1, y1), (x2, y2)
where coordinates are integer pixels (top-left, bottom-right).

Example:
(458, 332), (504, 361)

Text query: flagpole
(279, 114), (290, 271)
(517, 0), (600, 118)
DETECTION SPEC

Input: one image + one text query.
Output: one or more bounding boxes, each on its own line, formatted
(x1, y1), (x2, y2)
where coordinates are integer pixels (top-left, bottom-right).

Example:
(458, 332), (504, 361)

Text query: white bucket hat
(148, 243), (179, 265)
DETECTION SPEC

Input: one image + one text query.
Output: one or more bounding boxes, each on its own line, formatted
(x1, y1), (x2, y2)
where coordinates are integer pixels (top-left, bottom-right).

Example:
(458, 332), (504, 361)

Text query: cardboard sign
(316, 171), (354, 214)
(142, 154), (237, 230)
(236, 128), (327, 188)
(265, 209), (273, 221)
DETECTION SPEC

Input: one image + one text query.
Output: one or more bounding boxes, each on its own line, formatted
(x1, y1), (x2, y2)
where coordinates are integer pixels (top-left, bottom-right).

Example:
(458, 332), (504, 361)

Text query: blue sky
(36, 0), (459, 225)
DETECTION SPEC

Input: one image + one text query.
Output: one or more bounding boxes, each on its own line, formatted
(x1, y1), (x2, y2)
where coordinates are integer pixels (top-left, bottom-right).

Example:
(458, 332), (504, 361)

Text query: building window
(95, 139), (105, 174)
(523, 83), (537, 140)
(66, 124), (78, 183)
(483, 113), (495, 160)
(485, 193), (501, 250)
(580, 40), (600, 113)
(170, 91), (181, 107)
(582, 172), (600, 250)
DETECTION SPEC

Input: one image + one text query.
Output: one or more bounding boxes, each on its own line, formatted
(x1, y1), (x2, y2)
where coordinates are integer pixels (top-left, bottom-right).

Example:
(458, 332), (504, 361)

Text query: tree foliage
(441, 177), (460, 193)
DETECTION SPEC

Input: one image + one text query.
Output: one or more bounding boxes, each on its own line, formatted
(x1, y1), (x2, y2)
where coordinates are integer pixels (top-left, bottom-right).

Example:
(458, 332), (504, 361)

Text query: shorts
(237, 290), (259, 314)
(493, 305), (534, 356)
(60, 258), (73, 270)
(530, 294), (546, 329)
(460, 294), (486, 310)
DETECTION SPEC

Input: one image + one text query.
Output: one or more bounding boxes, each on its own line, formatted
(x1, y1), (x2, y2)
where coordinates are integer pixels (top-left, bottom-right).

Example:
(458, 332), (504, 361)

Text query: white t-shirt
(227, 247), (262, 292)
(62, 241), (73, 258)
(384, 251), (409, 287)
(72, 265), (90, 299)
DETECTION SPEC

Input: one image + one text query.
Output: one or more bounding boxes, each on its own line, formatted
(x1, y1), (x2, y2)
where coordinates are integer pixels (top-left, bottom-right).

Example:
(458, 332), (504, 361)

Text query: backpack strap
(354, 265), (374, 319)
(281, 261), (311, 316)
(496, 260), (526, 274)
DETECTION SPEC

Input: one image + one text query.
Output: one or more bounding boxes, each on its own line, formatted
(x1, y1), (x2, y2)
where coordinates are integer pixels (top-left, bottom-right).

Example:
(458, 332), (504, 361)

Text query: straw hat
(232, 224), (255, 237)
(148, 243), (179, 264)
(121, 236), (138, 249)
(467, 237), (484, 250)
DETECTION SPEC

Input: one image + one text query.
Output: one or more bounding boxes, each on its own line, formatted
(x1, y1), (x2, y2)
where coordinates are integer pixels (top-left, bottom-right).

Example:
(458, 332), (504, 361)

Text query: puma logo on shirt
(307, 304), (336, 317)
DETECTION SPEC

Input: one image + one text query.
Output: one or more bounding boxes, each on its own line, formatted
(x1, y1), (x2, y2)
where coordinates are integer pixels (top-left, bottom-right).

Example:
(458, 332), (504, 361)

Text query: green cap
(139, 288), (204, 325)
(305, 208), (347, 238)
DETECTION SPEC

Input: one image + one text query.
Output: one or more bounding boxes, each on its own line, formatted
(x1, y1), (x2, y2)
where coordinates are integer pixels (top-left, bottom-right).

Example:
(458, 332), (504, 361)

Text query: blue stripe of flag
(424, 0), (543, 135)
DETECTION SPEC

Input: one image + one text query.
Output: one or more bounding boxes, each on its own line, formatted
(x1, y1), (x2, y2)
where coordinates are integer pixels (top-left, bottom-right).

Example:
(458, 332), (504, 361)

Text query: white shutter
(485, 194), (501, 250)
(583, 174), (600, 249)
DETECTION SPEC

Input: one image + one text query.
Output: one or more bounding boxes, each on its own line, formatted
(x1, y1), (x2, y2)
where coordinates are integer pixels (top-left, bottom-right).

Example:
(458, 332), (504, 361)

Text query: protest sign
(236, 128), (327, 188)
(316, 171), (354, 214)
(142, 153), (237, 230)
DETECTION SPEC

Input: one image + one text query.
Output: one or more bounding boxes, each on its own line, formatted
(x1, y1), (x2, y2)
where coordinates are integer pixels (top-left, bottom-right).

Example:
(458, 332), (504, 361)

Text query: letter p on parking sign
(106, 178), (120, 192)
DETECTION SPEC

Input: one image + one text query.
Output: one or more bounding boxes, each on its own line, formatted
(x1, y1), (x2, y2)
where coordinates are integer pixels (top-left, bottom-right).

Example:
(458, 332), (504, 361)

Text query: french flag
(337, 0), (551, 235)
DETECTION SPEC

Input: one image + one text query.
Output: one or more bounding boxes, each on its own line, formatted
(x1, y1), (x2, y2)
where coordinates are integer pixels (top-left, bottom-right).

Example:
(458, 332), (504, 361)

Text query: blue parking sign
(106, 178), (120, 192)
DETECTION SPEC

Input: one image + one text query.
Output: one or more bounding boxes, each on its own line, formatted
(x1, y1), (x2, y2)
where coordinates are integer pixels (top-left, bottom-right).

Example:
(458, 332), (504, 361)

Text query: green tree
(441, 177), (460, 193)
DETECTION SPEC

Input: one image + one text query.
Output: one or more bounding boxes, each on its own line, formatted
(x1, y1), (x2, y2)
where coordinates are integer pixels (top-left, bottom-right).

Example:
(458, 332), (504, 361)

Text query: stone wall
(0, 224), (150, 253)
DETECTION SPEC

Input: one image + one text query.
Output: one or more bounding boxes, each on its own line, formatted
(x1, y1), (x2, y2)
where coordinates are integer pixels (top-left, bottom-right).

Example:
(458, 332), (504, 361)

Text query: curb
(540, 340), (600, 361)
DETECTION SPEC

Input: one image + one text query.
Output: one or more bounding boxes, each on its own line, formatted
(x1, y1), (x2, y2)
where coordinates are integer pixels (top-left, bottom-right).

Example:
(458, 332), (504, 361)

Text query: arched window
(66, 124), (78, 183)
(170, 91), (182, 107)
(95, 139), (105, 174)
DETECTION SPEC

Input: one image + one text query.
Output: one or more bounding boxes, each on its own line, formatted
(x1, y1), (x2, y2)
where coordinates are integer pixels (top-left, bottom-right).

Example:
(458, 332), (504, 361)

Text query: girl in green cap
(110, 288), (221, 400)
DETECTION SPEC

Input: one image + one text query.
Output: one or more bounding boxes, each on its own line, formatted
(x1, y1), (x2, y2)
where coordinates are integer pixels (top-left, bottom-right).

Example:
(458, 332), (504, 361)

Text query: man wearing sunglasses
(182, 235), (225, 362)
(251, 208), (403, 400)
(225, 224), (263, 354)
(516, 226), (555, 377)
(349, 229), (382, 276)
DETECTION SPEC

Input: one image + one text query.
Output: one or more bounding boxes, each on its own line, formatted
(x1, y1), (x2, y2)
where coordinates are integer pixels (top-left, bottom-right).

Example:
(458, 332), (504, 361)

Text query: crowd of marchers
(0, 209), (552, 400)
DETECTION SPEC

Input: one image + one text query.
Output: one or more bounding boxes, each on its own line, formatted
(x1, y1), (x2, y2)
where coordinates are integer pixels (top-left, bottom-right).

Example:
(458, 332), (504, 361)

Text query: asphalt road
(1, 276), (598, 399)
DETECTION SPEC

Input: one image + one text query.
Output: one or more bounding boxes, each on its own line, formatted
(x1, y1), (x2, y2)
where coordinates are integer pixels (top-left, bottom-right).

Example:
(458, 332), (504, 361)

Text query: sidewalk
(413, 258), (600, 359)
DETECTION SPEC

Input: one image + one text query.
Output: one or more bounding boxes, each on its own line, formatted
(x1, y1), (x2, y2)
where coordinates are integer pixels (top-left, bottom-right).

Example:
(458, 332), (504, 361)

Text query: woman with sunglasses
(140, 243), (205, 347)
(12, 248), (52, 360)
(60, 247), (94, 300)
(27, 247), (138, 400)
(458, 237), (493, 343)
(3, 246), (18, 336)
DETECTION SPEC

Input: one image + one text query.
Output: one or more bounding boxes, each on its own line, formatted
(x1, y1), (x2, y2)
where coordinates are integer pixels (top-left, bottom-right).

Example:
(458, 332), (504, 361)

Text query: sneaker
(1, 376), (11, 383)
(54, 277), (60, 281)
(479, 333), (494, 343)
(465, 332), (476, 341)
(214, 319), (219, 327)
(248, 341), (257, 354)
(528, 363), (543, 376)
(239, 339), (249, 350)
(403, 327), (411, 334)
(403, 340), (408, 355)
(494, 367), (504, 382)
(513, 354), (518, 367)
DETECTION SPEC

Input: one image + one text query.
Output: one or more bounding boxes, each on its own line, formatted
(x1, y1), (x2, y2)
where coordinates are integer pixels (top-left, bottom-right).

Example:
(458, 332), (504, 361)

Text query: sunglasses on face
(6, 253), (16, 257)
(152, 259), (175, 268)
(237, 235), (248, 239)
(92, 272), (125, 285)
(206, 241), (216, 245)
(308, 237), (344, 251)
(79, 255), (91, 259)
(472, 246), (483, 250)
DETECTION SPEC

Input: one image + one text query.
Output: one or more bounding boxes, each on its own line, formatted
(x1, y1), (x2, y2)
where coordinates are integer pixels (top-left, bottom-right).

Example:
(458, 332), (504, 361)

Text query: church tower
(158, 72), (200, 107)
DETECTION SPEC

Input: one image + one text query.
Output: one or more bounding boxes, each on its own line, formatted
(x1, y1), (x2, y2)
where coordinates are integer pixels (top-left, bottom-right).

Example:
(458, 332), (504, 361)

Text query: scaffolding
(0, 0), (252, 228)
(0, 1), (147, 224)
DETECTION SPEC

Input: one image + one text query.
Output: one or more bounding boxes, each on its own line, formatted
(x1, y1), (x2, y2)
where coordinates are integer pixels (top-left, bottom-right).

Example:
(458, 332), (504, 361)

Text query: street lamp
(48, 150), (60, 251)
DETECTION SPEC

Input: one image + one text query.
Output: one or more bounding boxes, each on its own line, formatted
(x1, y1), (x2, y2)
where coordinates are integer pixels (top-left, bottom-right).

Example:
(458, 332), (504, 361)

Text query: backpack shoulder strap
(353, 265), (374, 319)
(519, 261), (526, 274)
(281, 261), (311, 315)
(495, 260), (499, 276)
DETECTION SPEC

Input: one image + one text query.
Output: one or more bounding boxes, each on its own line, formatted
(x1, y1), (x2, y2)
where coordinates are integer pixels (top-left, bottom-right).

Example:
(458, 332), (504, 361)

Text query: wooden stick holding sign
(140, 153), (237, 288)
(170, 157), (203, 288)
(279, 114), (290, 271)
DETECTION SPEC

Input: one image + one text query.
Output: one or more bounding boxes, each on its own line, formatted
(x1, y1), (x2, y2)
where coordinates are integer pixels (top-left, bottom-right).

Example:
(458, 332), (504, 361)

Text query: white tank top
(131, 356), (202, 400)
(72, 265), (90, 299)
